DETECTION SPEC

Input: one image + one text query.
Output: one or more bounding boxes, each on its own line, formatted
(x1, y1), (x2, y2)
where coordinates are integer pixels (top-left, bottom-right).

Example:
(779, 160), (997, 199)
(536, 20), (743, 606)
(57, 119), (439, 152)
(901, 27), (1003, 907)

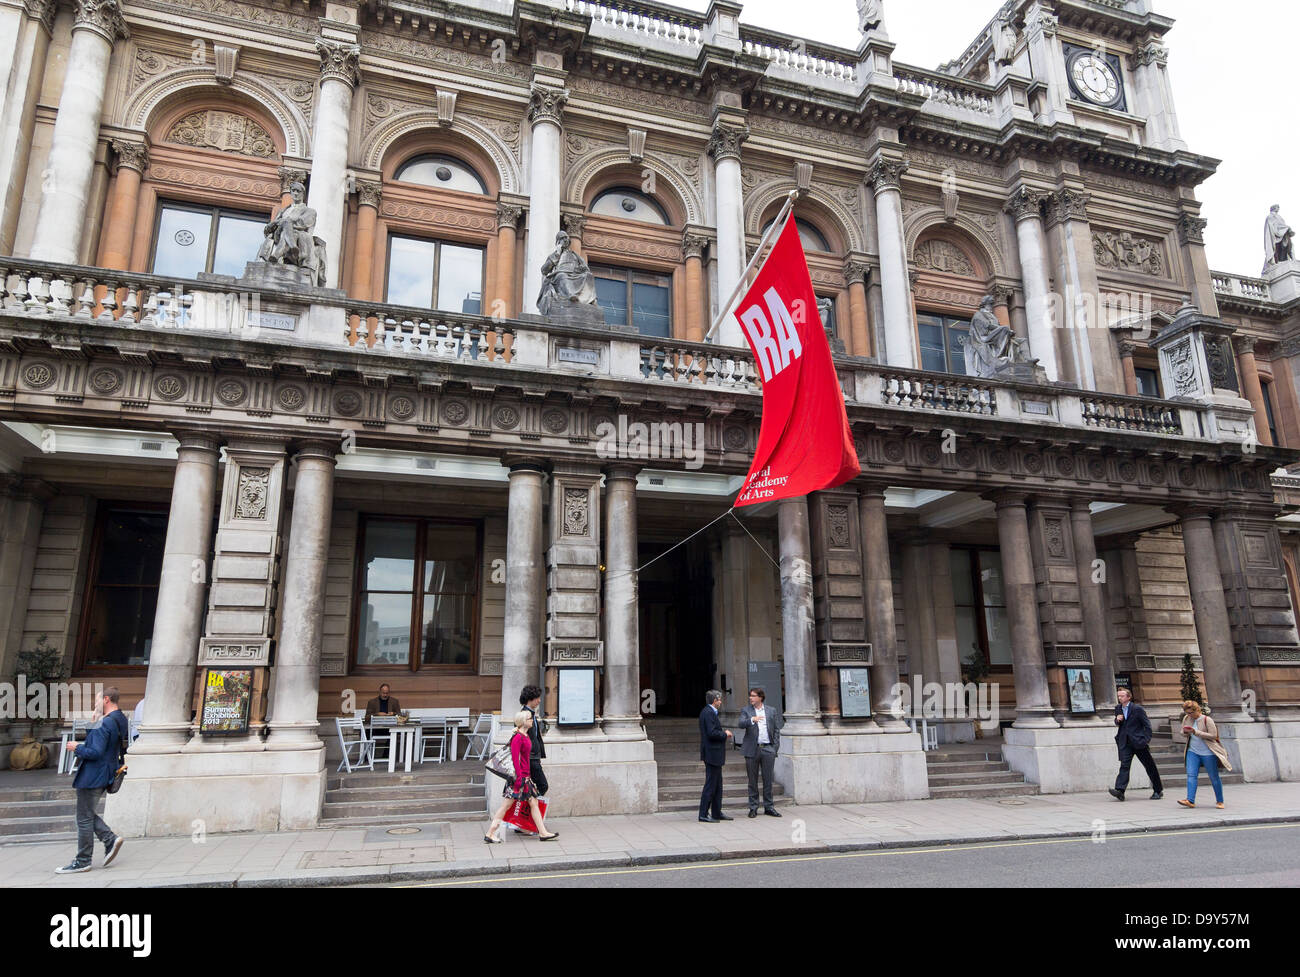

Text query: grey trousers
(746, 746), (777, 811)
(75, 787), (114, 864)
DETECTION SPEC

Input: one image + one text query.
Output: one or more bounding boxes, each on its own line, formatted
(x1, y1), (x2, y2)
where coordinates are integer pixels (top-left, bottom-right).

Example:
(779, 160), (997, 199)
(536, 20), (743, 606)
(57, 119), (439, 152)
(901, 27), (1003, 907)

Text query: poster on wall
(557, 668), (596, 726)
(839, 669), (872, 718)
(1114, 673), (1132, 693)
(199, 668), (252, 736)
(1066, 667), (1096, 715)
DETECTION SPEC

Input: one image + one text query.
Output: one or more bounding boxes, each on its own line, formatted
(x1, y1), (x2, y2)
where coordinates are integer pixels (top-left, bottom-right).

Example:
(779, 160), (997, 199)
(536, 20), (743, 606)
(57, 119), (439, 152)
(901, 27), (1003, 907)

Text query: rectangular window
(76, 506), (169, 669)
(1262, 379), (1280, 445)
(385, 234), (484, 315)
(151, 200), (268, 279)
(916, 312), (970, 375)
(951, 547), (1012, 668)
(592, 264), (672, 337)
(1134, 367), (1161, 398)
(354, 517), (480, 671)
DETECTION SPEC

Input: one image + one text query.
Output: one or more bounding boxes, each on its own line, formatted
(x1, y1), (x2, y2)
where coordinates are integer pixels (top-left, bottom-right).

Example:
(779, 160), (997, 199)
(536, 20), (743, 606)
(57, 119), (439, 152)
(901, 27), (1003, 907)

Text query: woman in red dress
(485, 710), (558, 842)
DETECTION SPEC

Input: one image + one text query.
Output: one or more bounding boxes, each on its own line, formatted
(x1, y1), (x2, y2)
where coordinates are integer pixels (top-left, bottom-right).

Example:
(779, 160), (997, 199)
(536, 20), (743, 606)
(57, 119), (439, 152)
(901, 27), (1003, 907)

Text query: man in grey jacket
(738, 687), (783, 818)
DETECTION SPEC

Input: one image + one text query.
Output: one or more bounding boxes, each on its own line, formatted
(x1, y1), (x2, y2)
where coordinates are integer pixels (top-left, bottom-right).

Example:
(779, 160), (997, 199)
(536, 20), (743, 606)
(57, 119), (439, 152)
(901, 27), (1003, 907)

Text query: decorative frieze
(1093, 230), (1165, 277)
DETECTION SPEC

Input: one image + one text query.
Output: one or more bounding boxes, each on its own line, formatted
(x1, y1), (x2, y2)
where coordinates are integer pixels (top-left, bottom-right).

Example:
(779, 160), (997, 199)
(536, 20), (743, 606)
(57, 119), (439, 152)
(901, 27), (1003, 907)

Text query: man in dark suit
(698, 690), (733, 823)
(1110, 686), (1163, 801)
(738, 687), (783, 818)
(364, 684), (400, 721)
(520, 684), (547, 796)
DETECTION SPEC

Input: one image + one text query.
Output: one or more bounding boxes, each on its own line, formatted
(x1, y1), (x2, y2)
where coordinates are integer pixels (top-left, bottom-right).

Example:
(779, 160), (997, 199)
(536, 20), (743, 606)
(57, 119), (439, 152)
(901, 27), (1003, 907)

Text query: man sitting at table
(365, 684), (401, 721)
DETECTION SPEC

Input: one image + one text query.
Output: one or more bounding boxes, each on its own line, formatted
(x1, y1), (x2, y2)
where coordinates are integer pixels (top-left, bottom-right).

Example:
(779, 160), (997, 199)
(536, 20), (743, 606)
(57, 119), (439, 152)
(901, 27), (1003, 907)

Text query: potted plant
(1172, 653), (1205, 745)
(962, 644), (990, 738)
(8, 635), (68, 770)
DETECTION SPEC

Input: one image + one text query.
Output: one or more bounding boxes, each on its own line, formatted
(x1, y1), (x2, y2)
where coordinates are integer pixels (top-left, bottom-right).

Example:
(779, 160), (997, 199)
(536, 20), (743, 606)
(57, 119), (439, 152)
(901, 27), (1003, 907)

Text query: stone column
(348, 181), (380, 300)
(1116, 534), (1150, 662)
(0, 0), (56, 255)
(1071, 500), (1117, 714)
(779, 497), (824, 736)
(682, 231), (709, 342)
(990, 492), (1057, 727)
(96, 139), (148, 270)
(494, 203), (522, 319)
(501, 462), (547, 721)
(1177, 507), (1242, 718)
(29, 0), (127, 263)
(860, 487), (906, 727)
(708, 119), (748, 346)
(1234, 335), (1273, 447)
(523, 85), (567, 315)
(602, 465), (642, 738)
(133, 434), (221, 753)
(1005, 185), (1058, 381)
(867, 153), (915, 368)
(1117, 339), (1140, 396)
(899, 530), (937, 686)
(309, 39), (360, 289)
(844, 259), (870, 358)
(1176, 211), (1218, 316)
(266, 441), (338, 749)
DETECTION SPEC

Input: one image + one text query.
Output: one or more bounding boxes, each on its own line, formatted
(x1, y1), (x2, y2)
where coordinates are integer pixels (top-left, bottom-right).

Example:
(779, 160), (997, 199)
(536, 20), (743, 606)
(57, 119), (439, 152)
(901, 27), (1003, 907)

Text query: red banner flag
(733, 219), (860, 507)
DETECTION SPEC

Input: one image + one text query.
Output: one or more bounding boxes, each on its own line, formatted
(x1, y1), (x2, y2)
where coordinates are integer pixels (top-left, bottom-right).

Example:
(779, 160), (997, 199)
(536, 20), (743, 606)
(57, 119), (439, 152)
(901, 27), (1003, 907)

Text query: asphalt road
(399, 823), (1300, 888)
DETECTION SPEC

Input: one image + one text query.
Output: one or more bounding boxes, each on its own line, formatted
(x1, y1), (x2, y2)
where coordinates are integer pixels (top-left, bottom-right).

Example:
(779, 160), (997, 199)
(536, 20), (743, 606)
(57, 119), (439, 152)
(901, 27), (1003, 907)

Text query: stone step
(325, 784), (483, 803)
(656, 795), (794, 814)
(657, 784), (785, 803)
(928, 782), (1041, 799)
(0, 815), (77, 837)
(923, 759), (1009, 774)
(321, 796), (489, 820)
(925, 751), (1004, 763)
(0, 798), (77, 818)
(0, 830), (78, 847)
(0, 787), (78, 803)
(925, 770), (1028, 787)
(326, 771), (485, 790)
(319, 810), (484, 828)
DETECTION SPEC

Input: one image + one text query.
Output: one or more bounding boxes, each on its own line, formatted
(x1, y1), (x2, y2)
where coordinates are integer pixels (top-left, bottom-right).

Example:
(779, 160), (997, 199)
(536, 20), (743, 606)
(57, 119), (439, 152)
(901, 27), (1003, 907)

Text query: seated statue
(963, 295), (1035, 378)
(537, 231), (598, 316)
(257, 180), (326, 286)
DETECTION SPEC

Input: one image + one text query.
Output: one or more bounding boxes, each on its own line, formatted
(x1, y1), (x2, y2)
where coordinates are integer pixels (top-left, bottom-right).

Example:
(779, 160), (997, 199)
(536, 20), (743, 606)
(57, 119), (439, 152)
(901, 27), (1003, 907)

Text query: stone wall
(22, 494), (91, 671)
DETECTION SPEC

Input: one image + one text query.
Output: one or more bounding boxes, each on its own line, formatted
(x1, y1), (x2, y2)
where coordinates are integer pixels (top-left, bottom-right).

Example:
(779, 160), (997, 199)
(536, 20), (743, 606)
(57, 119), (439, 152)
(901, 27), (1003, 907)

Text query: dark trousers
(530, 759), (548, 797)
(75, 787), (114, 865)
(1116, 745), (1163, 794)
(746, 747), (777, 811)
(699, 763), (723, 818)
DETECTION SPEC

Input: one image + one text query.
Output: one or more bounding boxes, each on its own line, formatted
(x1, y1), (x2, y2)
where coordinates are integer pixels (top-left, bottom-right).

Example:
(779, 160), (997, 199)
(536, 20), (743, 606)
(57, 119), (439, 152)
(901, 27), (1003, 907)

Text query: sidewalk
(4, 782), (1298, 887)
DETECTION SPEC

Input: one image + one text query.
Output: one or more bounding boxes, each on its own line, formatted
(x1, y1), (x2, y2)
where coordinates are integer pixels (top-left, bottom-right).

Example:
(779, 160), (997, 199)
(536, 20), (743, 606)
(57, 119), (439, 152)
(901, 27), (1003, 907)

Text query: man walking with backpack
(55, 687), (128, 874)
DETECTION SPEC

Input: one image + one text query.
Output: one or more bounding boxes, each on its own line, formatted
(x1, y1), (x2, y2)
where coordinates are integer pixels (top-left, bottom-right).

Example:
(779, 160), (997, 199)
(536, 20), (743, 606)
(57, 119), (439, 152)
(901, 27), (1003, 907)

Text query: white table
(410, 714), (470, 762)
(369, 719), (421, 773)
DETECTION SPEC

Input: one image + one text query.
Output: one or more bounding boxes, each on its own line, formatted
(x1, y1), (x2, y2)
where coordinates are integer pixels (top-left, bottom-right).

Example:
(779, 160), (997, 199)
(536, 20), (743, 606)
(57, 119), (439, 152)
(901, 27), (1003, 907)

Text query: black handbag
(106, 712), (129, 794)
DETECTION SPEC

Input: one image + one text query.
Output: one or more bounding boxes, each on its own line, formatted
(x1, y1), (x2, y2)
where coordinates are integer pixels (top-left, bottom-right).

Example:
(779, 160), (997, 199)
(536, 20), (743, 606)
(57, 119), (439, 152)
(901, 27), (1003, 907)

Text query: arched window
(394, 154), (487, 195)
(911, 231), (994, 375)
(762, 216), (831, 253)
(590, 187), (669, 225)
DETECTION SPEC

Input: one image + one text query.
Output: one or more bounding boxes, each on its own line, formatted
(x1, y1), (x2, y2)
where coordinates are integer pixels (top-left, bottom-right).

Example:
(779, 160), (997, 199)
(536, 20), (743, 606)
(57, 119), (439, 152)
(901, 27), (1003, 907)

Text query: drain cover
(387, 826), (422, 835)
(997, 799), (1027, 806)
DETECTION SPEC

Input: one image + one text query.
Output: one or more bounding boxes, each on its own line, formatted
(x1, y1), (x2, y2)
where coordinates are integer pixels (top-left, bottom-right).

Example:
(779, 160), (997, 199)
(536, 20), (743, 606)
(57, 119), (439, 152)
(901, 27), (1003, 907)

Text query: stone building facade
(0, 0), (1297, 835)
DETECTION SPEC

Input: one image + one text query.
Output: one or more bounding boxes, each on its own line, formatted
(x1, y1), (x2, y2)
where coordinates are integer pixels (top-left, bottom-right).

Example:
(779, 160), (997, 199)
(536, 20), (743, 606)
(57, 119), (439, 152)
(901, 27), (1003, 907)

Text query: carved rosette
(111, 139), (149, 174)
(528, 85), (569, 127)
(73, 0), (127, 42)
(316, 39), (361, 88)
(1004, 186), (1048, 222)
(356, 180), (382, 209)
(681, 232), (709, 260)
(842, 259), (869, 284)
(278, 166), (308, 195)
(707, 124), (749, 163)
(866, 156), (908, 195)
(497, 203), (523, 230)
(1046, 188), (1091, 227)
(1177, 213), (1208, 247)
(235, 467), (271, 520)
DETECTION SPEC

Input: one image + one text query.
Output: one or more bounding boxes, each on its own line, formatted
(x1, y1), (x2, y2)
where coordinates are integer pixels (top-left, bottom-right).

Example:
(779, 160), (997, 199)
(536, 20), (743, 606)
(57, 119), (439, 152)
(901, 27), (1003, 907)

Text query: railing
(567, 0), (704, 48)
(740, 28), (857, 84)
(639, 341), (759, 391)
(879, 370), (997, 415)
(895, 66), (997, 117)
(1080, 394), (1182, 435)
(938, 0), (1015, 77)
(1212, 271), (1271, 303)
(346, 300), (514, 363)
(0, 260), (196, 326)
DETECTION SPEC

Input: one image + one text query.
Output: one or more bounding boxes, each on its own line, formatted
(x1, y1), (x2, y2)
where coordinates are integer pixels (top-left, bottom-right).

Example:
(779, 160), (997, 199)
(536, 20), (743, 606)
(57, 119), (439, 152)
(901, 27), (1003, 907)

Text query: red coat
(510, 731), (532, 792)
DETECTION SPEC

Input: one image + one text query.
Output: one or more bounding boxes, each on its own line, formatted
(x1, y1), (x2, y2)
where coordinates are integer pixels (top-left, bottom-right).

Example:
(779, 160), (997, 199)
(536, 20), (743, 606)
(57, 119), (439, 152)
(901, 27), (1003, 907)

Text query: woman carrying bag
(1177, 699), (1231, 809)
(484, 710), (558, 843)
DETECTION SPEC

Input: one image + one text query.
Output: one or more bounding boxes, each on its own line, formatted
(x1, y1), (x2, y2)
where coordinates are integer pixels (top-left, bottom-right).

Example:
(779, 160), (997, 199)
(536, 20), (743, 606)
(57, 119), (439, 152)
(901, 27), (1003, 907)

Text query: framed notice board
(839, 668), (872, 718)
(557, 668), (597, 726)
(199, 668), (253, 736)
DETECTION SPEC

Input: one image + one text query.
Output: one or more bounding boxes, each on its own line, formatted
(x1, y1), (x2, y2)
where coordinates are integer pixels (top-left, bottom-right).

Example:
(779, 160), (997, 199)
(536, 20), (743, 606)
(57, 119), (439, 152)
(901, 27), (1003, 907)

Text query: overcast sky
(676, 0), (1289, 278)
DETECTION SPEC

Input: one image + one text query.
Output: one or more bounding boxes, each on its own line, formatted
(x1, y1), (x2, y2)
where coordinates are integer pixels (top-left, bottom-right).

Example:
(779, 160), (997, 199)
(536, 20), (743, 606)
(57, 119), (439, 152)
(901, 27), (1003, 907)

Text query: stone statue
(817, 296), (845, 355)
(537, 231), (598, 316)
(256, 181), (326, 286)
(857, 0), (884, 33)
(1264, 204), (1295, 270)
(992, 12), (1018, 65)
(963, 294), (1036, 379)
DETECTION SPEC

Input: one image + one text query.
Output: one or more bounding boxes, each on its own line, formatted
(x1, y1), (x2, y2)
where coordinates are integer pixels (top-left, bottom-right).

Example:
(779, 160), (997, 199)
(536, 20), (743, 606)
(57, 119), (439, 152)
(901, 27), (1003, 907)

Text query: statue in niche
(1264, 204), (1295, 270)
(857, 0), (885, 33)
(537, 231), (599, 316)
(963, 294), (1037, 379)
(256, 181), (327, 286)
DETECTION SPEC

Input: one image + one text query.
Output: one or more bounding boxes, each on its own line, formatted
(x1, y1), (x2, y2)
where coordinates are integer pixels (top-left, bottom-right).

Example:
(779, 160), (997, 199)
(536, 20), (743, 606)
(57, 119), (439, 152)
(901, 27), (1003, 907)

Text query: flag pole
(703, 188), (801, 343)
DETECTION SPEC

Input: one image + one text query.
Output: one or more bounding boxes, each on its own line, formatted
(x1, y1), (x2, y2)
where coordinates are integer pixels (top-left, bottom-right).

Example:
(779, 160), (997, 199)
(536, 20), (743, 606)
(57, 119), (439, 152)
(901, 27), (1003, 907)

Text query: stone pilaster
(0, 476), (52, 763)
(1071, 500), (1116, 715)
(602, 464), (643, 739)
(1027, 497), (1091, 721)
(859, 486), (908, 729)
(778, 497), (823, 736)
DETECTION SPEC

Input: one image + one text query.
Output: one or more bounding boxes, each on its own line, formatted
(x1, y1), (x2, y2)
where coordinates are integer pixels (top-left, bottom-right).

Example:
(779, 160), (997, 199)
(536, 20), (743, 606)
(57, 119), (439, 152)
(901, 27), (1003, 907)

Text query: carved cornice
(111, 139), (149, 174)
(73, 0), (127, 42)
(277, 166), (308, 195)
(528, 85), (569, 127)
(707, 123), (749, 163)
(1004, 185), (1048, 222)
(866, 156), (908, 195)
(1045, 188), (1091, 228)
(1177, 212), (1208, 247)
(356, 180), (382, 209)
(681, 232), (710, 260)
(496, 202), (524, 230)
(316, 39), (361, 89)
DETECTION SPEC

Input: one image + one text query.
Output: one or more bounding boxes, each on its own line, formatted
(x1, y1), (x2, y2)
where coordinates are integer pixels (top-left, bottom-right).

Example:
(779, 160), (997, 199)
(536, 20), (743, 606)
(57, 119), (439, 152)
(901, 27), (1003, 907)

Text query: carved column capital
(278, 165), (308, 195)
(1177, 212), (1208, 247)
(528, 84), (568, 127)
(1131, 41), (1169, 69)
(24, 0), (57, 34)
(1004, 185), (1048, 222)
(1117, 339), (1137, 359)
(72, 0), (127, 42)
(355, 180), (382, 209)
(111, 138), (149, 174)
(316, 38), (361, 88)
(707, 122), (749, 163)
(1045, 187), (1091, 227)
(561, 213), (587, 241)
(1233, 334), (1258, 356)
(496, 202), (524, 230)
(866, 155), (908, 195)
(842, 259), (870, 284)
(682, 232), (710, 260)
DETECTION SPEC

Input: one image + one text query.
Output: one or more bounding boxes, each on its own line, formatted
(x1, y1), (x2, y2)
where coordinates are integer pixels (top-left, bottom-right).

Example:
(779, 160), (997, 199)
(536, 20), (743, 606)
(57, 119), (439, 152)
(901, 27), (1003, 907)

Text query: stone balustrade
(876, 369), (998, 415)
(1211, 270), (1271, 303)
(568, 0), (704, 49)
(740, 29), (858, 83)
(345, 299), (514, 363)
(1079, 392), (1183, 435)
(894, 67), (997, 117)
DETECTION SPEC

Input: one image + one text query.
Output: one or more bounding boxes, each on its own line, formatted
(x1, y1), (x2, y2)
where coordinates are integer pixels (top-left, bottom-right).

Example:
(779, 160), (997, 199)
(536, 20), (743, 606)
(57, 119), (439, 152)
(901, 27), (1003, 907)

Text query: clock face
(1069, 53), (1121, 106)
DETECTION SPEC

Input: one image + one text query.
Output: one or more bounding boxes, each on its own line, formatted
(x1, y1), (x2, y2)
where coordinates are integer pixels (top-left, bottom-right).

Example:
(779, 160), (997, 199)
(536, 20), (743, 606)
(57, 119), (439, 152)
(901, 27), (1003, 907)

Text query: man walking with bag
(56, 687), (128, 874)
(738, 687), (783, 818)
(1109, 686), (1163, 801)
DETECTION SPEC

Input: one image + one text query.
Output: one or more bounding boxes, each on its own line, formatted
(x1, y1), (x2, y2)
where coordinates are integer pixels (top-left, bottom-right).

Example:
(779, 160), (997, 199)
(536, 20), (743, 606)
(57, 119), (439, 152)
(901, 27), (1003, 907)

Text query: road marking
(401, 821), (1298, 887)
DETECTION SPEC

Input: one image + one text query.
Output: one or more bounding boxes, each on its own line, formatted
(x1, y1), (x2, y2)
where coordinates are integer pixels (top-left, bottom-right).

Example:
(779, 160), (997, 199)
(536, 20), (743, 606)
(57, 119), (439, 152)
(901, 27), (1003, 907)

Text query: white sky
(675, 0), (1291, 278)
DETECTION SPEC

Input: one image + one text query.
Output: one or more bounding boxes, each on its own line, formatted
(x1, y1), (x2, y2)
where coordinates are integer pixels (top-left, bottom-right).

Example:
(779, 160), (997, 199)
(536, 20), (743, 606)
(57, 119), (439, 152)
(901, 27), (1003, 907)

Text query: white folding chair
(462, 712), (493, 761)
(335, 716), (375, 773)
(59, 718), (92, 775)
(419, 720), (447, 764)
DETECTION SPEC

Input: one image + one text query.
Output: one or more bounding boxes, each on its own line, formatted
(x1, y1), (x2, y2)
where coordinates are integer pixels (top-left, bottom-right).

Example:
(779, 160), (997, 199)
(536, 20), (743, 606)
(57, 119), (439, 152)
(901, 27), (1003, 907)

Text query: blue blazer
(699, 705), (728, 766)
(72, 710), (128, 790)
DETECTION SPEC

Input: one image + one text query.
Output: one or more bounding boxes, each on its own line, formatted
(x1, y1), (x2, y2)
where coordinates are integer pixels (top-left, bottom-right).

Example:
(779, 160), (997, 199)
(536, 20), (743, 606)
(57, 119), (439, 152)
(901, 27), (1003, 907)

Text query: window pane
(979, 550), (1006, 607)
(918, 320), (946, 372)
(1134, 368), (1161, 398)
(386, 237), (436, 307)
(152, 207), (212, 279)
(212, 214), (267, 277)
(591, 189), (669, 225)
(955, 605), (981, 671)
(97, 510), (167, 586)
(424, 524), (478, 592)
(83, 587), (159, 667)
(355, 593), (413, 666)
(595, 272), (629, 327)
(394, 155), (486, 194)
(946, 324), (970, 375)
(984, 606), (1013, 665)
(631, 280), (671, 337)
(362, 520), (417, 592)
(421, 594), (473, 665)
(950, 550), (975, 606)
(436, 244), (484, 315)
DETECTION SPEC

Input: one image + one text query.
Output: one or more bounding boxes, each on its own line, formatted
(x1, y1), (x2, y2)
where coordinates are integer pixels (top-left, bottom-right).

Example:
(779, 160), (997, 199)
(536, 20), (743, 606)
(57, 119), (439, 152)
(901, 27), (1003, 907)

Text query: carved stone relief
(166, 110), (277, 158)
(914, 239), (975, 276)
(1093, 230), (1164, 277)
(563, 487), (589, 537)
(235, 467), (270, 520)
(827, 504), (851, 548)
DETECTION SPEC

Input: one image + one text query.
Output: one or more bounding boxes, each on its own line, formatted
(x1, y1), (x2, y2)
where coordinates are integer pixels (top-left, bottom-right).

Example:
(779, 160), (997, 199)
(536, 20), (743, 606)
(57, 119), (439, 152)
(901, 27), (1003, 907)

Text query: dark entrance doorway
(638, 535), (714, 717)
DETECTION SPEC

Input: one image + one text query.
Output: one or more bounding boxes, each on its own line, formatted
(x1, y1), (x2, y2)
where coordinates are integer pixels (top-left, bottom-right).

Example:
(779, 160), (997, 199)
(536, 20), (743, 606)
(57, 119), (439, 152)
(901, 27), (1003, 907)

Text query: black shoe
(54, 862), (91, 875)
(103, 836), (123, 867)
(748, 810), (758, 818)
(717, 814), (734, 821)
(764, 808), (782, 817)
(1150, 791), (1163, 800)
(698, 816), (719, 823)
(1108, 788), (1125, 801)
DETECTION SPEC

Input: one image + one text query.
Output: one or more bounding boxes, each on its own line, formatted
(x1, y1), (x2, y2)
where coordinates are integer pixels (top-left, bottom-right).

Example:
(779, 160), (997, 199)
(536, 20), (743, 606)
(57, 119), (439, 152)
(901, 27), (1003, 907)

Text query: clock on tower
(1062, 43), (1127, 111)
